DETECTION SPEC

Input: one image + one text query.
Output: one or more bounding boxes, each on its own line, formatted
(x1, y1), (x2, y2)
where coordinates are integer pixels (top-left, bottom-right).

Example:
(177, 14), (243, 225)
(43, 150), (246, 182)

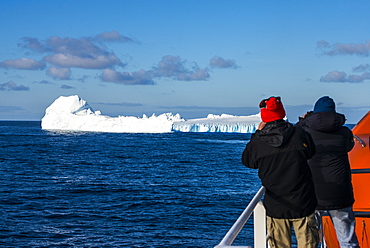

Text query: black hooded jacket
(242, 120), (317, 219)
(296, 111), (355, 210)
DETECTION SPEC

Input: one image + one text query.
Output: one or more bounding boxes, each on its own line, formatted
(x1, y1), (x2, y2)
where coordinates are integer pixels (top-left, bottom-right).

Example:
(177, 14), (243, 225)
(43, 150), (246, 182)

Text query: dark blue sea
(0, 121), (260, 248)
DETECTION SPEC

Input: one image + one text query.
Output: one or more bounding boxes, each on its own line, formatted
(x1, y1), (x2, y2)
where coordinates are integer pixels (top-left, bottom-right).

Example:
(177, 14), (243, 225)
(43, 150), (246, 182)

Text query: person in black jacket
(296, 96), (359, 248)
(242, 96), (318, 248)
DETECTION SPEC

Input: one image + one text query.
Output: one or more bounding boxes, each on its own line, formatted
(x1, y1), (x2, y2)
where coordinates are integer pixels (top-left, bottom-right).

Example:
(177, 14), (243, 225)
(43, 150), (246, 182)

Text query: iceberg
(41, 95), (261, 133)
(41, 95), (184, 133)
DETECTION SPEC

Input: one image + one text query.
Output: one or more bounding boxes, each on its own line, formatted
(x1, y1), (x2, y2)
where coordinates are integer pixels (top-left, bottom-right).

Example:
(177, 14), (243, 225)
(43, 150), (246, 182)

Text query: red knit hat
(259, 96), (286, 123)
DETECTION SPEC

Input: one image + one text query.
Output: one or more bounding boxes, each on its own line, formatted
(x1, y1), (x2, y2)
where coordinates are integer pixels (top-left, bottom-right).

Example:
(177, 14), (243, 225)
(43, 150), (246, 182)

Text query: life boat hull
(323, 111), (370, 248)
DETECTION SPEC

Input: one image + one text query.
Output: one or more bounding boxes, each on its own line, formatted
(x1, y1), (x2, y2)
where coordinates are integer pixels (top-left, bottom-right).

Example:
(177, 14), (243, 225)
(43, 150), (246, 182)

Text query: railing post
(254, 201), (267, 248)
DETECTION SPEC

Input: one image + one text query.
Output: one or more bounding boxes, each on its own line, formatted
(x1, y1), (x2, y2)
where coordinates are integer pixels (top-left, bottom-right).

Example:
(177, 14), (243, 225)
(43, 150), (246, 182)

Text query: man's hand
(257, 122), (266, 130)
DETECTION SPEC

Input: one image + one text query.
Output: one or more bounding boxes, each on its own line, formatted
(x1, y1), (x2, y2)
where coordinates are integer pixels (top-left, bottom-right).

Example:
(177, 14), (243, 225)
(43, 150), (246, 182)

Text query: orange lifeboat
(323, 111), (370, 247)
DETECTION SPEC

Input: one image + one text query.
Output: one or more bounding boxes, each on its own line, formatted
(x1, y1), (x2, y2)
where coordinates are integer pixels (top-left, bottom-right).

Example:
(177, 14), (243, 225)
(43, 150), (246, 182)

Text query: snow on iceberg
(41, 95), (261, 133)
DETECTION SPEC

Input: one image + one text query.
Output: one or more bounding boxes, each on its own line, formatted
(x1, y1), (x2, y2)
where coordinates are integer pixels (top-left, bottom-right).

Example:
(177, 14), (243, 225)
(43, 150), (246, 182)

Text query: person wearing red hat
(242, 96), (319, 248)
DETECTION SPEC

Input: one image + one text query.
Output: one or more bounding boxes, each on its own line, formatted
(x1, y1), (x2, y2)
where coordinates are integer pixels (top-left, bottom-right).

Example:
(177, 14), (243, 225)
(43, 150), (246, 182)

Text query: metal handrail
(215, 186), (266, 248)
(353, 135), (366, 148)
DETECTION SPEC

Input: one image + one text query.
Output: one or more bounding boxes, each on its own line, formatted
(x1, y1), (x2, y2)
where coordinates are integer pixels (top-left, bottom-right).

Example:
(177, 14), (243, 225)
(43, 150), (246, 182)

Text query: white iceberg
(41, 95), (184, 133)
(41, 95), (261, 133)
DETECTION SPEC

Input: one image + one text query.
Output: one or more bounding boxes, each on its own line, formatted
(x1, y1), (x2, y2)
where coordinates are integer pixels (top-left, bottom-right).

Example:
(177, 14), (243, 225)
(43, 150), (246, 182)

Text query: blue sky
(1, 0), (370, 123)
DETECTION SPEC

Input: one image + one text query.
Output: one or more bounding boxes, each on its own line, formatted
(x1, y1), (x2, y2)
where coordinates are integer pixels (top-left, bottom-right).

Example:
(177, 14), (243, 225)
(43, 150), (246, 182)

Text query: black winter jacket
(242, 120), (317, 219)
(296, 111), (355, 210)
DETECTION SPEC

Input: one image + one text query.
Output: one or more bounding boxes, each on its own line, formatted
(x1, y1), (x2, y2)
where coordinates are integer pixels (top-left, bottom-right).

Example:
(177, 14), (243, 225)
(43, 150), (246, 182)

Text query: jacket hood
(302, 111), (345, 132)
(255, 120), (294, 147)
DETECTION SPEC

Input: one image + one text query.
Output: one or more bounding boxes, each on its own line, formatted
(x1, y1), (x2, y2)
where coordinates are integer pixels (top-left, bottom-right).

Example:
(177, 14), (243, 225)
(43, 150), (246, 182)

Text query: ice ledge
(172, 114), (260, 133)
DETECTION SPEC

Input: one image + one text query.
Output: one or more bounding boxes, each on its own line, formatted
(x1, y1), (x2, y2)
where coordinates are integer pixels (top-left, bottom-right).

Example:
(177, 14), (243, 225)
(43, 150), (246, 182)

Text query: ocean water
(0, 121), (260, 248)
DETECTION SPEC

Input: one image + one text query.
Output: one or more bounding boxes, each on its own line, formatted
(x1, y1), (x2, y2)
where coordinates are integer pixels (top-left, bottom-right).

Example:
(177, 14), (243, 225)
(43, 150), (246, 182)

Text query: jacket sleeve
(295, 111), (312, 127)
(242, 141), (258, 169)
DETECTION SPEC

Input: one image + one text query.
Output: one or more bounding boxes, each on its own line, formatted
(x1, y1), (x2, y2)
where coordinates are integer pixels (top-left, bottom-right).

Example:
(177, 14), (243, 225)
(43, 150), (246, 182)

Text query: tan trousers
(267, 213), (319, 248)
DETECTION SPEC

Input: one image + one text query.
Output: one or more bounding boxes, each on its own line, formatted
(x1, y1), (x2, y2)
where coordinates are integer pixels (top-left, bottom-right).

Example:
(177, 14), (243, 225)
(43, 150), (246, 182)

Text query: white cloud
(176, 68), (210, 81)
(18, 37), (47, 53)
(353, 64), (370, 73)
(61, 84), (75, 89)
(47, 67), (71, 80)
(95, 30), (135, 43)
(0, 58), (45, 70)
(0, 81), (30, 91)
(152, 55), (210, 81)
(209, 56), (238, 69)
(19, 36), (125, 69)
(101, 69), (155, 85)
(44, 53), (122, 69)
(318, 40), (370, 57)
(320, 70), (370, 83)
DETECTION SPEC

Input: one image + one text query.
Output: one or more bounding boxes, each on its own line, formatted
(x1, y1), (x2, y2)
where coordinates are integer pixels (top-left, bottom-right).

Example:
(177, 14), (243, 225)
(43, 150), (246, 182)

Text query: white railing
(215, 186), (267, 248)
